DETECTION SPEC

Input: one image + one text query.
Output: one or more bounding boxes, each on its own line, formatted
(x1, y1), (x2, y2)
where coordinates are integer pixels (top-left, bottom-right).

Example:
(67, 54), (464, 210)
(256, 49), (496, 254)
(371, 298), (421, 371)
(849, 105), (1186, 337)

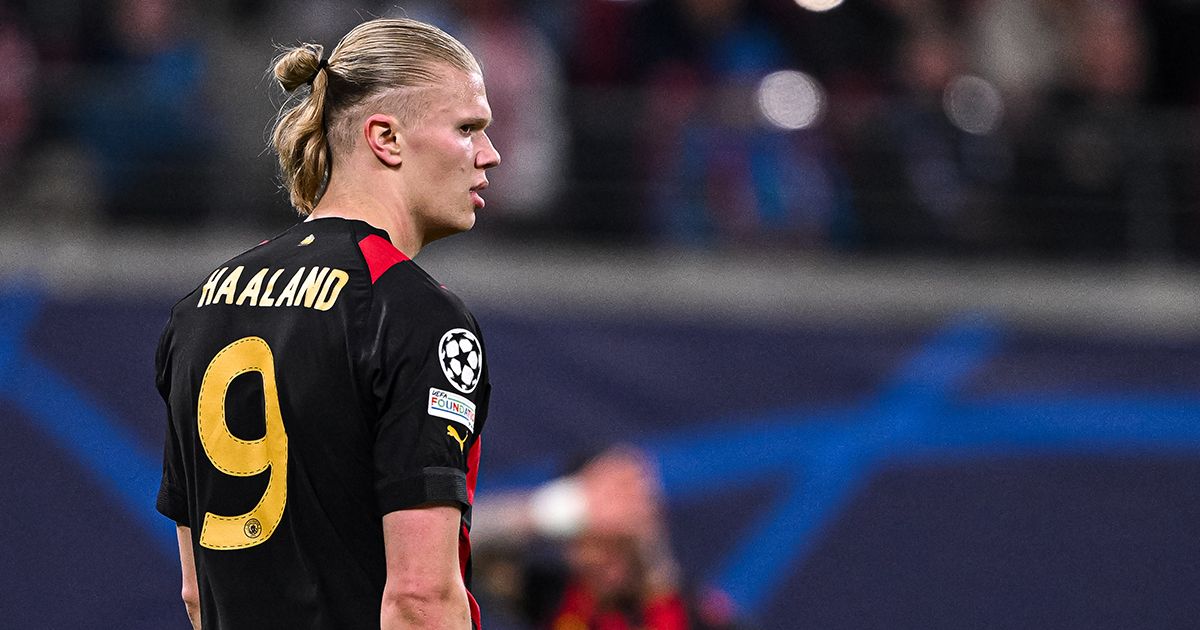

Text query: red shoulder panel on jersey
(466, 435), (481, 504)
(463, 437), (482, 628)
(357, 234), (410, 284)
(459, 523), (481, 630)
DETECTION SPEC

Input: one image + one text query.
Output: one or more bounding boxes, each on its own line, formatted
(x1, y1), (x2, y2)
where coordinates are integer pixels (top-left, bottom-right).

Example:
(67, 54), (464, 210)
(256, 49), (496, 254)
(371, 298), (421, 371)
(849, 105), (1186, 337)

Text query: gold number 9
(197, 337), (288, 550)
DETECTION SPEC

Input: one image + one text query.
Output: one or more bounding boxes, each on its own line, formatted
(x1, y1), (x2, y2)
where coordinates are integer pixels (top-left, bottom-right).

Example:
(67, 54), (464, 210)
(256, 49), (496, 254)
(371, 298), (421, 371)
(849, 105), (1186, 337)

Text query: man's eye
(459, 125), (474, 134)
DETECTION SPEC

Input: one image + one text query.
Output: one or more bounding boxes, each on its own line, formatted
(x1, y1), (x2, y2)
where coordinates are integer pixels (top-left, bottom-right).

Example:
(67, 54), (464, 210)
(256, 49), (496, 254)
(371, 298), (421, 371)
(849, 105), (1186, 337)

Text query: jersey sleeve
(154, 321), (190, 526)
(360, 274), (489, 517)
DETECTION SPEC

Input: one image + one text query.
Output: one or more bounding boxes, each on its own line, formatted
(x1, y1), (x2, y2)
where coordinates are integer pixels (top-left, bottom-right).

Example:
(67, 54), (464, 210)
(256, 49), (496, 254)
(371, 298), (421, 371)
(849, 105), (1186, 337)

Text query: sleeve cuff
(376, 466), (469, 516)
(156, 481), (189, 526)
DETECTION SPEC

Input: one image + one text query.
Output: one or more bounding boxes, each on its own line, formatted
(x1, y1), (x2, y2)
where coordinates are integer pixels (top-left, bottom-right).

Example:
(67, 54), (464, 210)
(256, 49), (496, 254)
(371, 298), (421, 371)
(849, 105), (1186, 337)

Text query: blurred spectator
(70, 0), (215, 227)
(638, 0), (846, 248)
(846, 20), (1011, 253)
(0, 8), (36, 176)
(0, 5), (105, 231)
(1144, 0), (1200, 108)
(552, 0), (645, 237)
(1, 0), (1198, 259)
(472, 446), (741, 630)
(565, 0), (641, 87)
(966, 0), (1068, 120)
(1009, 0), (1178, 259)
(452, 0), (566, 221)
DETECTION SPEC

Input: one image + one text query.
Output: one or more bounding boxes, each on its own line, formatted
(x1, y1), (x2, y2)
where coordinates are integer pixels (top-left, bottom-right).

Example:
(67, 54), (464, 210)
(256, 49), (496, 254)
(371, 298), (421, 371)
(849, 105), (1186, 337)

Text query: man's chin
(454, 212), (477, 234)
(426, 214), (475, 242)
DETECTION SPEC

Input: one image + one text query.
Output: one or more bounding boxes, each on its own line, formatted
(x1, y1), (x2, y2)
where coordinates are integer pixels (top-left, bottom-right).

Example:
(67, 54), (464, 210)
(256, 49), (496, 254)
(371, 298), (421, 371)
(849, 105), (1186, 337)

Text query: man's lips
(470, 181), (488, 209)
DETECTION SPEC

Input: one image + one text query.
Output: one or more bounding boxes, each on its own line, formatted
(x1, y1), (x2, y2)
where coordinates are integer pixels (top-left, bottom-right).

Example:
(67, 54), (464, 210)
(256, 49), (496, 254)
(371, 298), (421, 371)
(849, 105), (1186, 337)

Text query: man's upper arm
(363, 270), (484, 627)
(361, 277), (486, 517)
(380, 505), (469, 627)
(382, 505), (464, 585)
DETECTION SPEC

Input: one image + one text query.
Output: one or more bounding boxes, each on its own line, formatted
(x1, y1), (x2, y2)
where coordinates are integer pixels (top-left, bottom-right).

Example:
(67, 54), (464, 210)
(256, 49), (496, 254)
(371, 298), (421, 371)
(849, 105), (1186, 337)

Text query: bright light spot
(943, 75), (1005, 135)
(794, 0), (844, 12)
(757, 70), (826, 131)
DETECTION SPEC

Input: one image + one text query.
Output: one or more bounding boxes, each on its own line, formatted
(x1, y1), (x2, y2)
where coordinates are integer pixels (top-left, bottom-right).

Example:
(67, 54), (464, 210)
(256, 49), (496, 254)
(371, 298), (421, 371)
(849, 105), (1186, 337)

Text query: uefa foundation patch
(428, 387), (476, 432)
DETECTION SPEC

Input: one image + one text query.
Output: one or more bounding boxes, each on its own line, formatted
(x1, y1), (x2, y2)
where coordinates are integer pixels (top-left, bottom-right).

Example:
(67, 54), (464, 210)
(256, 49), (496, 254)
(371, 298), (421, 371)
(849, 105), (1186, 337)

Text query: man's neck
(309, 186), (424, 258)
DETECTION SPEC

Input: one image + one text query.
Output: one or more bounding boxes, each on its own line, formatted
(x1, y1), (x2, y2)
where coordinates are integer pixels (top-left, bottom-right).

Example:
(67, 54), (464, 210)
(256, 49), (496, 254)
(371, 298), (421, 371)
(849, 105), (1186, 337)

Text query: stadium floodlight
(757, 70), (826, 131)
(794, 0), (844, 12)
(943, 74), (1005, 135)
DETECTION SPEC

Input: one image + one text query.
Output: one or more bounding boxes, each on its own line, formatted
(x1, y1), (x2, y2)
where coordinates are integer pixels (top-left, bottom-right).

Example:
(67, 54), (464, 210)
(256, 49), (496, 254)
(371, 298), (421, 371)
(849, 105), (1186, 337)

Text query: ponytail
(271, 43), (331, 215)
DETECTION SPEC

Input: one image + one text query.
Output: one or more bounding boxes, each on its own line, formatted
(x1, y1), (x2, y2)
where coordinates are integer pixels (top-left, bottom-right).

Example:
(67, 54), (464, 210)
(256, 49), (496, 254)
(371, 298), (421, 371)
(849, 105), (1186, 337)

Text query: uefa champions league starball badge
(438, 328), (482, 394)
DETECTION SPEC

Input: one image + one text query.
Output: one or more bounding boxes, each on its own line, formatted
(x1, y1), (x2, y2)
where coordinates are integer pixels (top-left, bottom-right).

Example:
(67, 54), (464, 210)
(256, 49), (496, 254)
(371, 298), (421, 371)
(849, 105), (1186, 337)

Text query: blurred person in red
(472, 447), (739, 630)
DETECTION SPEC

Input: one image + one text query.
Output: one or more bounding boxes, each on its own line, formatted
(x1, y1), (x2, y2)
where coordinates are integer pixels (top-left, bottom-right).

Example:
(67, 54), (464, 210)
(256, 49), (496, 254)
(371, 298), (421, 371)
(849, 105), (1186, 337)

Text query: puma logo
(446, 425), (469, 452)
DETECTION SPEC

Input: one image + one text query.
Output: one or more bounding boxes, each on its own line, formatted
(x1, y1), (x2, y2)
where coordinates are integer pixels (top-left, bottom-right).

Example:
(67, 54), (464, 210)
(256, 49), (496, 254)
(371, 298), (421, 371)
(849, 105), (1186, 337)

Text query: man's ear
(364, 114), (403, 167)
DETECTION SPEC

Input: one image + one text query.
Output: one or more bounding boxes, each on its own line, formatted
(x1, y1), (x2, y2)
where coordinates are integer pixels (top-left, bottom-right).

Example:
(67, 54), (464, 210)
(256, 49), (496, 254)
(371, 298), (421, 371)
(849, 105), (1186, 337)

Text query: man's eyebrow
(461, 116), (492, 129)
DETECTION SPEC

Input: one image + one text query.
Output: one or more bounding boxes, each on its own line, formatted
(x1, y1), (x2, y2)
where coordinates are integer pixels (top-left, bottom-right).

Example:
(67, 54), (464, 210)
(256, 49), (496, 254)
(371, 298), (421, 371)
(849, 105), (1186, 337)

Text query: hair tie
(306, 57), (328, 85)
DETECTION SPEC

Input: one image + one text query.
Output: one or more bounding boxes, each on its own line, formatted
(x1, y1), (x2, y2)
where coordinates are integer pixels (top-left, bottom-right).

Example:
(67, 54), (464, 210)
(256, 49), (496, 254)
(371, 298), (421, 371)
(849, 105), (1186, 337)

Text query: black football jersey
(155, 218), (489, 629)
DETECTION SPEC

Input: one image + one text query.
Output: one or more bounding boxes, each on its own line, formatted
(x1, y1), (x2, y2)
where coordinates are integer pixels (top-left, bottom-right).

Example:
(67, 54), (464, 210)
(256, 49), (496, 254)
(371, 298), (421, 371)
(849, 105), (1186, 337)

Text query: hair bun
(274, 43), (325, 92)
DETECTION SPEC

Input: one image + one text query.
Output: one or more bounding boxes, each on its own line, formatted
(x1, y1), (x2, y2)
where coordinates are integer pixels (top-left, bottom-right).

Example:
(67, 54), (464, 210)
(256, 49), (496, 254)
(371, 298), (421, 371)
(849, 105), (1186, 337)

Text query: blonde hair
(270, 18), (481, 215)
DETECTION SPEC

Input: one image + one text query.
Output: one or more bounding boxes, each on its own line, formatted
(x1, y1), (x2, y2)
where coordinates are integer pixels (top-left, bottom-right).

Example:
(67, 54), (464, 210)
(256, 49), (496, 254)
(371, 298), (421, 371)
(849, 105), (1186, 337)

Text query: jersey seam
(348, 226), (382, 424)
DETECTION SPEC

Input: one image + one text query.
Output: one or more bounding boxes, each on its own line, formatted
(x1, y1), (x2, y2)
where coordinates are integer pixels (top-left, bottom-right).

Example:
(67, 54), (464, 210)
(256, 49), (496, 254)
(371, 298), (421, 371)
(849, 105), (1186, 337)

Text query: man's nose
(476, 132), (501, 169)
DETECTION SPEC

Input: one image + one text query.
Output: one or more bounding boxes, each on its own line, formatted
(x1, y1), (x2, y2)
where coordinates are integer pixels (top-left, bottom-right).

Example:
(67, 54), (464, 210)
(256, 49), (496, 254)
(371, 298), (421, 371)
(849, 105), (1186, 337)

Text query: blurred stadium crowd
(2, 0), (1200, 261)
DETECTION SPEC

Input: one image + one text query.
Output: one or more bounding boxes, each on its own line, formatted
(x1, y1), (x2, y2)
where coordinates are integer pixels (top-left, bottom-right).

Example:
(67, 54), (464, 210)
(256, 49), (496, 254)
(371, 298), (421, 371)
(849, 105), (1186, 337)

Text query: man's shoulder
(372, 260), (475, 322)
